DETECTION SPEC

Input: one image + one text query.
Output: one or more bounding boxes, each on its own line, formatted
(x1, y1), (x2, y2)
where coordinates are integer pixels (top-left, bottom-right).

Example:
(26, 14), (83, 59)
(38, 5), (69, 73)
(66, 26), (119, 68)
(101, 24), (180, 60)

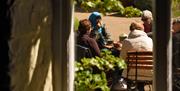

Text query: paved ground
(75, 12), (141, 41)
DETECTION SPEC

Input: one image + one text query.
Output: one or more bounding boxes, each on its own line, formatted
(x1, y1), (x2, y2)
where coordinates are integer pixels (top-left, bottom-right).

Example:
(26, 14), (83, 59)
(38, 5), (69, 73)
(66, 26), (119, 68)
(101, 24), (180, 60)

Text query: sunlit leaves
(75, 50), (126, 91)
(75, 0), (142, 17)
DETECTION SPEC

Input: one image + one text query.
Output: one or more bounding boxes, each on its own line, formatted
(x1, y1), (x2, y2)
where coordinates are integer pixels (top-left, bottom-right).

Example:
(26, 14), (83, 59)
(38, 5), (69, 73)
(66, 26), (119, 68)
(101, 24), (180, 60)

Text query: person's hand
(97, 22), (102, 28)
(113, 42), (122, 48)
(96, 19), (103, 28)
(104, 45), (113, 49)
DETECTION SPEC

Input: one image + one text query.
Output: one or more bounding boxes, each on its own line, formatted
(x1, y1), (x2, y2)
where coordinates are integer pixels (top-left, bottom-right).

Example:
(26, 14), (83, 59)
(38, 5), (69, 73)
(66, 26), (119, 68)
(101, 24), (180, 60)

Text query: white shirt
(120, 29), (153, 60)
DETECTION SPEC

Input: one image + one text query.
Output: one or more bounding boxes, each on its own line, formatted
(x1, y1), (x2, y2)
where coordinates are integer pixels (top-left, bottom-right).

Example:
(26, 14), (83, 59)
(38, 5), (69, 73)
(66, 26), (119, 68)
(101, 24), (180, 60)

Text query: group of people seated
(76, 12), (121, 58)
(76, 10), (180, 91)
(76, 10), (153, 59)
(76, 10), (153, 90)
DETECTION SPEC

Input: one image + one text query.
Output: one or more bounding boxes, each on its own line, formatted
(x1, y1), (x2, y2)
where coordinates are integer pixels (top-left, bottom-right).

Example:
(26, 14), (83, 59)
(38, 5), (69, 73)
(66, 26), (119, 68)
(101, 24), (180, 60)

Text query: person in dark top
(77, 19), (101, 57)
(172, 18), (180, 91)
(172, 18), (180, 68)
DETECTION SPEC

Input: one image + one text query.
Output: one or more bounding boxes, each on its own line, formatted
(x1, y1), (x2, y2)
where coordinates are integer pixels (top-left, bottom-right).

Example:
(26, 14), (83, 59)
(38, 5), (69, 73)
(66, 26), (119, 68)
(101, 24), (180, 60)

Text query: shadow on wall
(0, 0), (13, 90)
(9, 0), (53, 91)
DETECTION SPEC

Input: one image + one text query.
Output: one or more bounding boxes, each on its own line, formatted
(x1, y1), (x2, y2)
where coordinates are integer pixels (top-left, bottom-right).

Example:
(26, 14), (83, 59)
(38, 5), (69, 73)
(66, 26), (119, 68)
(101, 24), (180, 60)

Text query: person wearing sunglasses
(141, 10), (153, 38)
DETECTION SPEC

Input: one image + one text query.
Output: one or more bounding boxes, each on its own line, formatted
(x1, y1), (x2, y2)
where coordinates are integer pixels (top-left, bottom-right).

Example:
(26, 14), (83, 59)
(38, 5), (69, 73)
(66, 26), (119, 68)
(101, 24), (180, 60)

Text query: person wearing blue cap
(89, 12), (112, 49)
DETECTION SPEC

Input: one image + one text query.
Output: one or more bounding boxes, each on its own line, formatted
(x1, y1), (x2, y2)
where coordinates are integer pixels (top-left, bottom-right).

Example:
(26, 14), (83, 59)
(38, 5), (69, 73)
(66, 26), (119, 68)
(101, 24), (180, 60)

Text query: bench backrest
(126, 51), (153, 81)
(75, 44), (92, 61)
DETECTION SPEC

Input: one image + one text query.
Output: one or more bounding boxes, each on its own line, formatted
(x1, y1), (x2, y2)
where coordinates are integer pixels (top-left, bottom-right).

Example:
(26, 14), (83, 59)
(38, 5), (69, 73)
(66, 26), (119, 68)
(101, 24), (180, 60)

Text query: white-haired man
(141, 10), (153, 37)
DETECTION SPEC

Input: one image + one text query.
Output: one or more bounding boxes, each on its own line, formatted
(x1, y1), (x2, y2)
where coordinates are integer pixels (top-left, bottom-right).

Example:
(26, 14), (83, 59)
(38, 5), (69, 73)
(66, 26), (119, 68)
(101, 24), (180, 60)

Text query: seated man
(141, 10), (153, 38)
(172, 18), (180, 91)
(77, 19), (101, 57)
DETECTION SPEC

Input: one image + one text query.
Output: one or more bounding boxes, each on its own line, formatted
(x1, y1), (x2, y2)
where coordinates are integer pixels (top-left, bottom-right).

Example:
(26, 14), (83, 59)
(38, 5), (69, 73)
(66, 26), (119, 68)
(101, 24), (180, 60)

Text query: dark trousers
(137, 82), (145, 91)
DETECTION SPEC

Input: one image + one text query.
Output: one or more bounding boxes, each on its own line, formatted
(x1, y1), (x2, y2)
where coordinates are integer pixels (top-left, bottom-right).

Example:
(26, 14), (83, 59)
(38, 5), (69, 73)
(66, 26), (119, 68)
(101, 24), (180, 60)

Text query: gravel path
(75, 12), (142, 41)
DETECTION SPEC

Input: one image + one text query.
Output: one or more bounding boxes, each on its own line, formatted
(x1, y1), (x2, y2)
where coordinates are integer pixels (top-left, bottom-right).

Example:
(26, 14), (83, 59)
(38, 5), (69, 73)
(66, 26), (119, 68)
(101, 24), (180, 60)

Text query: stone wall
(9, 0), (53, 91)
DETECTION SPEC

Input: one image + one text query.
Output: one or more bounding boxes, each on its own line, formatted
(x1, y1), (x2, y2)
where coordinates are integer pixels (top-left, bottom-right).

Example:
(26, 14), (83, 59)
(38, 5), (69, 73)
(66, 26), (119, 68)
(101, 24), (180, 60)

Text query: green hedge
(74, 0), (142, 17)
(134, 0), (152, 11)
(119, 6), (142, 17)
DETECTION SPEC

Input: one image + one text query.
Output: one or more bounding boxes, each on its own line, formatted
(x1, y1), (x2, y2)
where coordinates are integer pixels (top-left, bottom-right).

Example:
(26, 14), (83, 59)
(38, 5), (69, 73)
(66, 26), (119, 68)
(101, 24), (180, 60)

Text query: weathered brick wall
(9, 0), (53, 91)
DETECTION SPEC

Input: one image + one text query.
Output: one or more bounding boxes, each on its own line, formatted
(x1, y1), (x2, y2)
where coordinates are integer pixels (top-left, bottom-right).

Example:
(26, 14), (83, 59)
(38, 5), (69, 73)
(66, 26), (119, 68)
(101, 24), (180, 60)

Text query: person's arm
(89, 38), (101, 57)
(102, 25), (111, 40)
(145, 31), (153, 39)
(120, 40), (131, 60)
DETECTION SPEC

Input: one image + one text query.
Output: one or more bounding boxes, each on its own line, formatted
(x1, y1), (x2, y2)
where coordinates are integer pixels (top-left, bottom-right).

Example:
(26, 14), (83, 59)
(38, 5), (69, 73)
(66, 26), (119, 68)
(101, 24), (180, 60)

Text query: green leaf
(86, 1), (96, 8)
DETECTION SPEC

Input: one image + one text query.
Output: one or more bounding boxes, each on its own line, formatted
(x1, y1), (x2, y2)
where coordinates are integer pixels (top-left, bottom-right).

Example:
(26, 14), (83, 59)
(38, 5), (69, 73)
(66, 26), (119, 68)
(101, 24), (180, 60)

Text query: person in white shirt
(120, 22), (153, 91)
(120, 22), (153, 60)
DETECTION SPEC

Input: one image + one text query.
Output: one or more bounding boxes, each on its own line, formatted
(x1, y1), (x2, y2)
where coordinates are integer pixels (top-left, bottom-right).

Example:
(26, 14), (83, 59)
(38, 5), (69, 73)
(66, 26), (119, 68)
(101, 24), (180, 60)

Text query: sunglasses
(141, 18), (148, 21)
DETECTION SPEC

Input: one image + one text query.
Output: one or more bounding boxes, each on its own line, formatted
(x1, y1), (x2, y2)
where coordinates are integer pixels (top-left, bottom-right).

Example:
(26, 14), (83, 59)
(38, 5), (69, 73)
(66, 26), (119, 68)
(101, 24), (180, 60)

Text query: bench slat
(126, 51), (153, 85)
(127, 51), (153, 55)
(127, 60), (153, 65)
(128, 65), (153, 69)
(127, 56), (153, 60)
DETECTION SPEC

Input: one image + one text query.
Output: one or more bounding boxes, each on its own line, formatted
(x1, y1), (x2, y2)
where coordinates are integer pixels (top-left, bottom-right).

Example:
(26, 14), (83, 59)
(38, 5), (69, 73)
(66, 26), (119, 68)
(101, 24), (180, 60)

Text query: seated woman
(89, 12), (121, 57)
(77, 19), (101, 57)
(88, 12), (112, 49)
(120, 22), (153, 91)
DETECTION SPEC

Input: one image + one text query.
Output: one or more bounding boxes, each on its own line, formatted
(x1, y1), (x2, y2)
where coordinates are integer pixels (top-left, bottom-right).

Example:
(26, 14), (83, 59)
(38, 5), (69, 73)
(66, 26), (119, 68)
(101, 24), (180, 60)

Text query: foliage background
(74, 0), (143, 17)
(172, 0), (180, 17)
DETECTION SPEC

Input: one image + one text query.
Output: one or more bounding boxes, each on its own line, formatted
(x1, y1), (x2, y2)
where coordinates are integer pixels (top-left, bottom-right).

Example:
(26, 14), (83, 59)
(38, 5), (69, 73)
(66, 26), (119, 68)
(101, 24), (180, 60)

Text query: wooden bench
(126, 51), (153, 90)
